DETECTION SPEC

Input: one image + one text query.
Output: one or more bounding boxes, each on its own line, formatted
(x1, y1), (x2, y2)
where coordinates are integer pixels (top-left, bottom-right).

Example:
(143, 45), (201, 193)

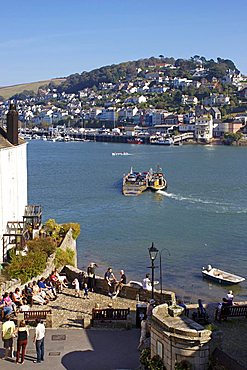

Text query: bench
(91, 308), (131, 328)
(215, 305), (247, 322)
(17, 310), (53, 327)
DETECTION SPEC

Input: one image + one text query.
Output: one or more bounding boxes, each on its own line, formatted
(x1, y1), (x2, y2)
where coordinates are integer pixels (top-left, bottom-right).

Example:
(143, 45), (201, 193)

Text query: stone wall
(62, 265), (176, 305)
(151, 304), (212, 370)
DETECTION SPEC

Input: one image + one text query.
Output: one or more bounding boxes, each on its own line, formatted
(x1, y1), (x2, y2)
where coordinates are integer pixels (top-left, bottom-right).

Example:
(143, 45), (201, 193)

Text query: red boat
(127, 138), (143, 144)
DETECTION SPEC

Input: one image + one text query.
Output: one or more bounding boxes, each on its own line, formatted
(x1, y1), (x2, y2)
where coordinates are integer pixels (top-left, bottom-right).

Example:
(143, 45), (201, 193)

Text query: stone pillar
(151, 304), (212, 370)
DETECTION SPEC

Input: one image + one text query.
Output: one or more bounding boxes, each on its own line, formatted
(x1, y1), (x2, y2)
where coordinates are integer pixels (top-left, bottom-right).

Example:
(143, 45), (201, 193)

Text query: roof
(0, 127), (25, 149)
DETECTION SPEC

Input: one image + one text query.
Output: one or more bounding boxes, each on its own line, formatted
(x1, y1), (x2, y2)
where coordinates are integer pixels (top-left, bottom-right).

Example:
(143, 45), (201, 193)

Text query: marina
(27, 140), (247, 302)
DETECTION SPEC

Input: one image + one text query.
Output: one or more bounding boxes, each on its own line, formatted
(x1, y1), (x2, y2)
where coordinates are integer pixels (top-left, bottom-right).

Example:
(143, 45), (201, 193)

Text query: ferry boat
(148, 166), (167, 191)
(122, 168), (149, 196)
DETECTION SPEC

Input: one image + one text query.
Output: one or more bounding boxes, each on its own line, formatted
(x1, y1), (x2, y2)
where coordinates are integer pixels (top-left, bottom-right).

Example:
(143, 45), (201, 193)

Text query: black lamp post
(148, 242), (159, 299)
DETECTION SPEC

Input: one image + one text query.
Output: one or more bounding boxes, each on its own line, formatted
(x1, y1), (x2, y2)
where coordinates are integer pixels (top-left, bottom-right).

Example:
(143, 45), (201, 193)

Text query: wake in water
(157, 190), (247, 214)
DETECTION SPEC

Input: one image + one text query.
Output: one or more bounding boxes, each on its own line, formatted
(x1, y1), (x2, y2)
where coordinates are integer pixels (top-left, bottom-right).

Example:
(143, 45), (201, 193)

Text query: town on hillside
(0, 56), (247, 144)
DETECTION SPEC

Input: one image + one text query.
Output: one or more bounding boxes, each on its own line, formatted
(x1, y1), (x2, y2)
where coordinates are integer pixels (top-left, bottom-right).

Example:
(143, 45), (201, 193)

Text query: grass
(0, 78), (65, 99)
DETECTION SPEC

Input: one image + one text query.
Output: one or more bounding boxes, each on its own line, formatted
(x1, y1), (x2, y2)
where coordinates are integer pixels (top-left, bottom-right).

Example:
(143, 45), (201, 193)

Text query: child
(72, 278), (80, 298)
(83, 283), (89, 299)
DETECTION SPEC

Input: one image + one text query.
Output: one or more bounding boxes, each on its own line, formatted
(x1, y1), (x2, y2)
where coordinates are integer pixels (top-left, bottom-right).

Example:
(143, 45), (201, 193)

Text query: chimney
(7, 103), (19, 145)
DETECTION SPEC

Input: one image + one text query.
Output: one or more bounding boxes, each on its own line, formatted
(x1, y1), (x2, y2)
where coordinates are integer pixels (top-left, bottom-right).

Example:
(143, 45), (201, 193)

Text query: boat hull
(202, 268), (245, 285)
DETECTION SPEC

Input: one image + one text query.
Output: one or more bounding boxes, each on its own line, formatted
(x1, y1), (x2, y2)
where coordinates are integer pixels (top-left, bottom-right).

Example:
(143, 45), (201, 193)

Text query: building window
(156, 340), (163, 358)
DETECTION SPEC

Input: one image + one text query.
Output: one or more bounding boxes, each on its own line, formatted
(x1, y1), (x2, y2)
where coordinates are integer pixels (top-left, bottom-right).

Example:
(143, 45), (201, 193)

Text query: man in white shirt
(33, 319), (45, 363)
(142, 273), (152, 291)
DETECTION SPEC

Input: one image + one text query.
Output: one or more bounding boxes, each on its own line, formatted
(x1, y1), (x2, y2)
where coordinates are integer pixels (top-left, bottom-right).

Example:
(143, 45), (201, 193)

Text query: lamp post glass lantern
(148, 242), (159, 299)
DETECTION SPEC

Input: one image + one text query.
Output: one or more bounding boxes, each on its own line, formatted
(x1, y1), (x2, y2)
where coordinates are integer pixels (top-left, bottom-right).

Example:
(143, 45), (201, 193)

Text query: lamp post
(148, 242), (159, 299)
(159, 247), (171, 295)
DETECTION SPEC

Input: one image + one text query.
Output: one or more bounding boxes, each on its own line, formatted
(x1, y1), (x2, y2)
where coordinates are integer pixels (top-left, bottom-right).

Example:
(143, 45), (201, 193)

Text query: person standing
(113, 270), (127, 298)
(16, 320), (29, 364)
(1, 314), (16, 360)
(104, 267), (117, 296)
(87, 262), (97, 292)
(33, 319), (45, 364)
(72, 277), (80, 297)
(142, 273), (152, 291)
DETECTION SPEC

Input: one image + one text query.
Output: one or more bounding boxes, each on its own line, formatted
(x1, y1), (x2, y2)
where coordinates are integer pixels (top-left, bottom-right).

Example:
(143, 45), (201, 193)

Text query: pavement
(0, 328), (140, 370)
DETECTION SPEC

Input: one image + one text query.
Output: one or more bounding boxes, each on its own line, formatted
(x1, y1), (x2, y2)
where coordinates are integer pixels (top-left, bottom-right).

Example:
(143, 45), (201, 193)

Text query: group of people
(0, 269), (68, 319)
(104, 267), (127, 298)
(1, 315), (46, 364)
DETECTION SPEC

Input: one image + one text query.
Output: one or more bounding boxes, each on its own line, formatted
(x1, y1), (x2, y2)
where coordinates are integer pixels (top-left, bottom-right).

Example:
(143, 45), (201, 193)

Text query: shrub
(54, 247), (75, 268)
(60, 223), (81, 239)
(27, 237), (57, 257)
(174, 360), (192, 370)
(5, 249), (47, 283)
(140, 349), (166, 370)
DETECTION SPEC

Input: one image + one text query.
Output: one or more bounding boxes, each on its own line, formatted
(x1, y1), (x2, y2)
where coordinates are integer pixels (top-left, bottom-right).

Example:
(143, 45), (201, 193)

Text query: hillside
(0, 78), (65, 100)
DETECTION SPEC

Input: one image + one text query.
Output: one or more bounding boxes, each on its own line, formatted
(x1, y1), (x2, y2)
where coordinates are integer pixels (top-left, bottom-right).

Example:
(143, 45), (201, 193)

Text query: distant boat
(112, 152), (131, 156)
(127, 138), (143, 144)
(150, 136), (174, 145)
(202, 265), (245, 285)
(122, 167), (149, 196)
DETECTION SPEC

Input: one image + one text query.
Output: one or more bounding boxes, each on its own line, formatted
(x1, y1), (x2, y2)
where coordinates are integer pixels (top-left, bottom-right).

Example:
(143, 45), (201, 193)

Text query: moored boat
(122, 168), (149, 196)
(127, 137), (143, 144)
(148, 166), (167, 191)
(202, 265), (245, 285)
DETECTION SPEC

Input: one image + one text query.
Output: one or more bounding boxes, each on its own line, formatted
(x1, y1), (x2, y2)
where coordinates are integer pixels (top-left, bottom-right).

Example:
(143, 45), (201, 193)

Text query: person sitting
(38, 277), (55, 300)
(2, 292), (17, 315)
(0, 294), (13, 318)
(12, 288), (24, 308)
(50, 271), (61, 293)
(142, 274), (152, 291)
(226, 290), (234, 305)
(32, 281), (47, 305)
(215, 297), (231, 321)
(177, 299), (189, 317)
(19, 298), (30, 312)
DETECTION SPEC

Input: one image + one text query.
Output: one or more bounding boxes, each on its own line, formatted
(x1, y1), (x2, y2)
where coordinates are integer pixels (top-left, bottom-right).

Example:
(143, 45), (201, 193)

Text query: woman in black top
(16, 320), (29, 364)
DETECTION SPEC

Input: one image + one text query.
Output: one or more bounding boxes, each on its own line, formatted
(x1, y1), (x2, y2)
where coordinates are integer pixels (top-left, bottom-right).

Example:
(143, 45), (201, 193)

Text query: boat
(148, 166), (167, 191)
(112, 152), (131, 156)
(127, 137), (143, 144)
(122, 168), (149, 196)
(202, 265), (245, 285)
(150, 136), (174, 145)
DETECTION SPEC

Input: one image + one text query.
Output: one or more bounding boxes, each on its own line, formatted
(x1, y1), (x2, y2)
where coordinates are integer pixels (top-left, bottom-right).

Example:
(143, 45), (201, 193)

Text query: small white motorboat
(202, 265), (245, 285)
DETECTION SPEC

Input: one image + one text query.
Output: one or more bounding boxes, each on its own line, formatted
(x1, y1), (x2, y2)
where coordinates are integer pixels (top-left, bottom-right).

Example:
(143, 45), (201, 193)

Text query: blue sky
(1, 0), (246, 86)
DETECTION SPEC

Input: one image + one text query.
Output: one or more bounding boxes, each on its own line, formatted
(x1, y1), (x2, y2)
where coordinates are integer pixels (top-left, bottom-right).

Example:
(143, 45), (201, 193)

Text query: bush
(27, 237), (57, 257)
(140, 349), (166, 370)
(54, 247), (75, 268)
(5, 249), (47, 283)
(60, 223), (81, 239)
(174, 360), (192, 370)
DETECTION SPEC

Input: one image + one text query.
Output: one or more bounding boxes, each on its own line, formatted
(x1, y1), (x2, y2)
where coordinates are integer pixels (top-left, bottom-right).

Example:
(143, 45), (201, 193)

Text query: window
(156, 340), (163, 358)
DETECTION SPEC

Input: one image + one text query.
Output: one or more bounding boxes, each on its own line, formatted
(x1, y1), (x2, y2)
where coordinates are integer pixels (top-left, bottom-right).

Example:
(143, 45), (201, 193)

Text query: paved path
(0, 328), (140, 370)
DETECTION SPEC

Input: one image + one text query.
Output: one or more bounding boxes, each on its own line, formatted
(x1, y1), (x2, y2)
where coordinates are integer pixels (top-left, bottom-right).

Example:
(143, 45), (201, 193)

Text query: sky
(1, 0), (247, 86)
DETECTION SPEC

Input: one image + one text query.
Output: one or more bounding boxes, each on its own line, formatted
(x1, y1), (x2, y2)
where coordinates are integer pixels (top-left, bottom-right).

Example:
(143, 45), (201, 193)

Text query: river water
(27, 140), (247, 303)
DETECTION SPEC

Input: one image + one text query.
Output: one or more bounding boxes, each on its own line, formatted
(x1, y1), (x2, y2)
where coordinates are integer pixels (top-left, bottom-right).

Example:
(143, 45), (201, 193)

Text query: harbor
(27, 140), (247, 303)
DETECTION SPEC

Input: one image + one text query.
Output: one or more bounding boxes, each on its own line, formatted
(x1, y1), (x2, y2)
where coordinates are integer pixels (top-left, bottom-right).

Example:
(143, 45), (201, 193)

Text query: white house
(0, 104), (27, 263)
(195, 114), (213, 142)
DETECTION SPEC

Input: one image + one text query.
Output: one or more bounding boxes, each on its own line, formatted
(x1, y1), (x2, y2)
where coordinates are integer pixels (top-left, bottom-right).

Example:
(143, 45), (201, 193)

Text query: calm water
(27, 141), (247, 302)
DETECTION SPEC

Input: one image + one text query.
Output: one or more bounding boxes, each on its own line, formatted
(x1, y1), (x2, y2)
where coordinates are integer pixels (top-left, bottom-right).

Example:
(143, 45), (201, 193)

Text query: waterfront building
(195, 114), (213, 142)
(0, 104), (27, 263)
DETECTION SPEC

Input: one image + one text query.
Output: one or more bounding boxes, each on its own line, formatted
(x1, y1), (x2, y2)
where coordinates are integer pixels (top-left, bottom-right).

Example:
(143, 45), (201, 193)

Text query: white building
(0, 104), (27, 263)
(195, 114), (213, 142)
